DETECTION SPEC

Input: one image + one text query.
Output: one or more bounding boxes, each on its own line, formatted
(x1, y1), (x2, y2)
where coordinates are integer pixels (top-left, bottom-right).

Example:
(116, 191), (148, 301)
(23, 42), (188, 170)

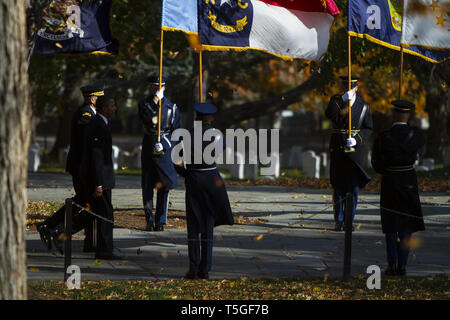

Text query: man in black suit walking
(36, 84), (104, 253)
(80, 94), (119, 259)
(47, 94), (121, 260)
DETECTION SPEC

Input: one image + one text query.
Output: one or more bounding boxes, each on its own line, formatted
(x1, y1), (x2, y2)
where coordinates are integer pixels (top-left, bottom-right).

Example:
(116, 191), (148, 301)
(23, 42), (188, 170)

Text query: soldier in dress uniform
(49, 94), (123, 260)
(174, 103), (234, 280)
(371, 100), (425, 276)
(325, 76), (373, 231)
(36, 83), (104, 253)
(138, 75), (182, 231)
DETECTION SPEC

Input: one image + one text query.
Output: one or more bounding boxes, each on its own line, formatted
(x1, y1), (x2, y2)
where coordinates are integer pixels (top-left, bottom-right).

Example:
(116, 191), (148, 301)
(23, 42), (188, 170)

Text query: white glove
(342, 89), (356, 102)
(154, 142), (163, 152)
(346, 137), (357, 148)
(156, 89), (164, 101)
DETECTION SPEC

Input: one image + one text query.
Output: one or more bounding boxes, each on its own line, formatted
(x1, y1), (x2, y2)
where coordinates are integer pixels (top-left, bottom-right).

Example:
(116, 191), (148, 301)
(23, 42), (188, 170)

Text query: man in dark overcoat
(49, 94), (121, 260)
(372, 100), (425, 276)
(138, 75), (182, 231)
(174, 103), (234, 280)
(36, 83), (104, 253)
(325, 76), (373, 231)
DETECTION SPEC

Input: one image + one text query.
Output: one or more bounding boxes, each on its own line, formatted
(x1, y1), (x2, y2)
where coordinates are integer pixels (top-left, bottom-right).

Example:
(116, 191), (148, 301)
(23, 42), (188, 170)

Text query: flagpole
(346, 33), (354, 153)
(158, 29), (164, 144)
(199, 50), (203, 103)
(398, 45), (404, 99)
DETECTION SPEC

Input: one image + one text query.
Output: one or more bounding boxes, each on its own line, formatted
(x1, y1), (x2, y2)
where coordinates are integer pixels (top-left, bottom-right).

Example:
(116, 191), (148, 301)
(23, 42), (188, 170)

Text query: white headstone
(303, 150), (320, 179)
(229, 151), (245, 180)
(422, 158), (435, 171)
(58, 147), (69, 169)
(320, 152), (328, 169)
(28, 143), (40, 172)
(133, 146), (142, 169)
(320, 152), (330, 179)
(111, 145), (120, 171)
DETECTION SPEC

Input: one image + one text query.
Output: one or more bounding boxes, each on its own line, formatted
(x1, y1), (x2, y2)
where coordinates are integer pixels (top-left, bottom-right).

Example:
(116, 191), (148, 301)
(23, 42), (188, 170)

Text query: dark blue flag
(33, 0), (118, 55)
(198, 0), (254, 49)
(348, 0), (449, 63)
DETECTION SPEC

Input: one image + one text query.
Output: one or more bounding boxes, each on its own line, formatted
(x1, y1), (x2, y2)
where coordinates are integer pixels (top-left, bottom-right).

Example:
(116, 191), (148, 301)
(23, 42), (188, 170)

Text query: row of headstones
(217, 148), (328, 180)
(27, 144), (450, 175)
(27, 144), (142, 172)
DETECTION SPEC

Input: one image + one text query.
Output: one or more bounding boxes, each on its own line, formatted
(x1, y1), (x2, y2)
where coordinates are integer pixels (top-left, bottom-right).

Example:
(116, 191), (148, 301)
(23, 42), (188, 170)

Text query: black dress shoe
(145, 222), (154, 231)
(95, 252), (125, 260)
(154, 225), (164, 231)
(36, 223), (52, 251)
(334, 222), (343, 231)
(384, 265), (397, 276)
(50, 225), (65, 255)
(197, 272), (209, 280)
(184, 271), (198, 279)
(397, 267), (406, 276)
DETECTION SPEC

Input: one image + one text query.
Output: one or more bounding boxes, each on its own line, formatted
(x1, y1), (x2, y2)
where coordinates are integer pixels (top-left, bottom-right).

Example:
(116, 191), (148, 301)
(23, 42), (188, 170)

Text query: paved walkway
(26, 173), (450, 281)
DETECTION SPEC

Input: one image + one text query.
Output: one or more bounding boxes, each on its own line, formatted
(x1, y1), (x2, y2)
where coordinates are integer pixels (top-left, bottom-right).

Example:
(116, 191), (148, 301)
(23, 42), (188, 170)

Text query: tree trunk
(0, 0), (30, 299)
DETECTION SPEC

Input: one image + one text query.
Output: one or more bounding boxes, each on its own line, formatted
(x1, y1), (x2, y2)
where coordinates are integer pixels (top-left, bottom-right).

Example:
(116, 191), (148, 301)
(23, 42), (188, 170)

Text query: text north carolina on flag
(33, 0), (118, 55)
(401, 0), (450, 50)
(198, 0), (340, 60)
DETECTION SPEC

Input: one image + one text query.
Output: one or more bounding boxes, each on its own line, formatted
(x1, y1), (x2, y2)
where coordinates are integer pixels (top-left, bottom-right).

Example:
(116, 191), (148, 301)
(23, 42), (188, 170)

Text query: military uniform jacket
(139, 96), (182, 189)
(66, 104), (95, 175)
(80, 115), (115, 192)
(325, 94), (373, 189)
(175, 124), (234, 232)
(371, 124), (425, 234)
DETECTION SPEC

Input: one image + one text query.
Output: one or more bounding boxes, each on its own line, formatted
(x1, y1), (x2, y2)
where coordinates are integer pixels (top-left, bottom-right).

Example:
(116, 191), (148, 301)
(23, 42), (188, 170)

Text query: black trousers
(43, 175), (94, 248)
(187, 214), (215, 274)
(70, 189), (114, 254)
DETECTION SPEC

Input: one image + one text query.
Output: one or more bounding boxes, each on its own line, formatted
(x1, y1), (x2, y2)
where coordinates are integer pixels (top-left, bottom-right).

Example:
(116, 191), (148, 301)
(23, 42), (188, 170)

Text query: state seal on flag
(199, 0), (253, 48)
(37, 0), (86, 41)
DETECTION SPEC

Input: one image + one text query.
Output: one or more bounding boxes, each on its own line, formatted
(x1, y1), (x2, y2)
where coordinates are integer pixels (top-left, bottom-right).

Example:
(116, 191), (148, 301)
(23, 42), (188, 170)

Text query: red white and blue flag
(198, 0), (340, 60)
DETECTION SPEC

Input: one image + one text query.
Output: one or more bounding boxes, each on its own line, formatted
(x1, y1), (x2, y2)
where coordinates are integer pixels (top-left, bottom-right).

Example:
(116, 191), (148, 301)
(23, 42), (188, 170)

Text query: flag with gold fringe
(33, 0), (118, 55)
(198, 0), (340, 61)
(348, 0), (449, 63)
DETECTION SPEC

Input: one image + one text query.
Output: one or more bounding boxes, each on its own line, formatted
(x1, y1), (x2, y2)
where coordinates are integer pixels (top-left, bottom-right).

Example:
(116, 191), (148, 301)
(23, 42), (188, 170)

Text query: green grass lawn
(28, 275), (450, 300)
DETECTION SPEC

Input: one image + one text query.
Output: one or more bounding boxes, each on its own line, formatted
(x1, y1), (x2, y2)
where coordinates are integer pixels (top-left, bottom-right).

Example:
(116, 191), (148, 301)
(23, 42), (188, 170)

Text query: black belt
(386, 165), (414, 172)
(332, 129), (360, 135)
(188, 166), (217, 171)
(144, 130), (170, 136)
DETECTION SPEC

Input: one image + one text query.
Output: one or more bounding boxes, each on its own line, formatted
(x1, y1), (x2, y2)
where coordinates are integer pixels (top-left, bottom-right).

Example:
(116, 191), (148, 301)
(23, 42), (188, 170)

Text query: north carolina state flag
(198, 0), (340, 60)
